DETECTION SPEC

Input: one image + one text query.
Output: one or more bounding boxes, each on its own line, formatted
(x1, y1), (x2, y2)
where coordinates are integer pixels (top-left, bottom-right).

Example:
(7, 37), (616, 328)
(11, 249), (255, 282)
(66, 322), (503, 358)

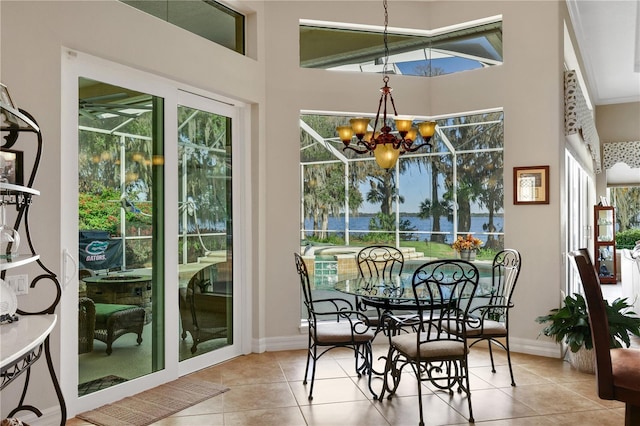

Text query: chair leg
(626, 403), (640, 426)
(307, 344), (318, 400)
(303, 334), (312, 385)
(504, 336), (516, 386)
(416, 359), (425, 426)
(488, 340), (496, 373)
(363, 343), (378, 400)
(463, 359), (475, 423)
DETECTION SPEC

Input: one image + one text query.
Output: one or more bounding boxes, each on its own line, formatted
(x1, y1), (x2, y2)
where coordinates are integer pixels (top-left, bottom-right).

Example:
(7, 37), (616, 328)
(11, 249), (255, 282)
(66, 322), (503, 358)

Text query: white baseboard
(260, 331), (563, 359)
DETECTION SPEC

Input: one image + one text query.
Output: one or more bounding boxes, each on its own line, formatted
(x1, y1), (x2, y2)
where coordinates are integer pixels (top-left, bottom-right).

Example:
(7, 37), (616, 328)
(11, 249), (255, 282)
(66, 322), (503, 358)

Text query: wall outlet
(6, 274), (29, 295)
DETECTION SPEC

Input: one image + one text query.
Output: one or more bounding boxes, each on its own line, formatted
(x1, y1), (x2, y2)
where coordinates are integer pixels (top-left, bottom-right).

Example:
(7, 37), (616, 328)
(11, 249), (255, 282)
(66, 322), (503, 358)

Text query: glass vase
(0, 203), (20, 259)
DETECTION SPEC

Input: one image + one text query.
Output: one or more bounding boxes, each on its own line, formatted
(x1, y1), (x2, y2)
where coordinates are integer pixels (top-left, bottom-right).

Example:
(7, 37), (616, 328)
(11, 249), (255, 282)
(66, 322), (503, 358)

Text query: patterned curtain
(603, 141), (640, 169)
(564, 70), (602, 172)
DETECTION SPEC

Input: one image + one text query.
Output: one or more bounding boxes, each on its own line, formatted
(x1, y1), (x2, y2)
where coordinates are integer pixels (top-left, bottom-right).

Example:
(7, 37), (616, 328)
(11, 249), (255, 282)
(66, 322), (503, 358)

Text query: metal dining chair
(294, 253), (377, 400)
(356, 245), (408, 334)
(356, 245), (404, 279)
(463, 248), (521, 386)
(570, 249), (640, 426)
(380, 259), (480, 425)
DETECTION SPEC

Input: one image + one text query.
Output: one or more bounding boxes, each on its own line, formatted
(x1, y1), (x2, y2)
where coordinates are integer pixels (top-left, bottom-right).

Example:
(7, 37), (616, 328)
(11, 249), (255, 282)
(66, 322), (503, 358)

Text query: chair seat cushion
(315, 321), (374, 344)
(95, 303), (142, 320)
(465, 319), (507, 336)
(611, 348), (640, 392)
(391, 332), (466, 359)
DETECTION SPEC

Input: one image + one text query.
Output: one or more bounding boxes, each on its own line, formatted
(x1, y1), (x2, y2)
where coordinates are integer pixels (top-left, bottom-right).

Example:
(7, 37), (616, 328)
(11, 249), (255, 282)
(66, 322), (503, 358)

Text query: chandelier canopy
(336, 0), (436, 169)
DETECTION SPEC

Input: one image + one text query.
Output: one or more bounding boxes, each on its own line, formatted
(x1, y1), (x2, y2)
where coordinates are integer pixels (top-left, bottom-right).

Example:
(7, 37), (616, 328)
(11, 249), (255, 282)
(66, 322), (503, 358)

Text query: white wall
(261, 0), (570, 357)
(1, 0), (265, 420)
(1, 0), (587, 420)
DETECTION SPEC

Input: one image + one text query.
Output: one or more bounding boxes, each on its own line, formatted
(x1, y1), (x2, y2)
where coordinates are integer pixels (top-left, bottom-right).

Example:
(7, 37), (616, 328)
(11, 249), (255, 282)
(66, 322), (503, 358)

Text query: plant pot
(569, 347), (595, 374)
(459, 249), (476, 261)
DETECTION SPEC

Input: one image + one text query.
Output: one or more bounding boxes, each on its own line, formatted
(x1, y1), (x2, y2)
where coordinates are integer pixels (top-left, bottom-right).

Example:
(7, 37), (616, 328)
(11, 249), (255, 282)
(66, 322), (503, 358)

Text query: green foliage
(536, 293), (640, 353)
(616, 228), (640, 249)
(126, 239), (152, 268)
(364, 213), (416, 244)
(79, 187), (152, 235)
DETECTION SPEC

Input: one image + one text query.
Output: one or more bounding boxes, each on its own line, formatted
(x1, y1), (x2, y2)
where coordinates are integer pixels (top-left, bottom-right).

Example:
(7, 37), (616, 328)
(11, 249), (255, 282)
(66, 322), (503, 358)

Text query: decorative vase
(459, 249), (476, 261)
(569, 347), (595, 374)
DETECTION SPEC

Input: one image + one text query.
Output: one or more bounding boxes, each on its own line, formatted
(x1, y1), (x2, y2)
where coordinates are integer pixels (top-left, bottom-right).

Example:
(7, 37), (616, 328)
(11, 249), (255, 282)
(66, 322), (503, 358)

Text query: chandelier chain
(383, 0), (389, 76)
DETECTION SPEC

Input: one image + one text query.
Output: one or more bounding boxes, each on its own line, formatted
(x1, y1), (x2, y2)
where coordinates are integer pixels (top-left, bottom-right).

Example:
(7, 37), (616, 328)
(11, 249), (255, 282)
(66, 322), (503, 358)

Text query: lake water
(303, 214), (503, 244)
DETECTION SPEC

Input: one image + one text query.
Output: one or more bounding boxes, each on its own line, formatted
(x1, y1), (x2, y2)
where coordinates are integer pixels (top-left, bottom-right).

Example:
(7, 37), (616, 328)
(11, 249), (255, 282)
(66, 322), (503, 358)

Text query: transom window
(122, 0), (245, 54)
(300, 17), (502, 76)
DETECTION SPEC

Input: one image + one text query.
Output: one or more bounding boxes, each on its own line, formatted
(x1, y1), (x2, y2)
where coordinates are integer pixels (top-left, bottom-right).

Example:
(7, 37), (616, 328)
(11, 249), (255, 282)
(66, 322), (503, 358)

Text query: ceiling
(567, 0), (640, 106)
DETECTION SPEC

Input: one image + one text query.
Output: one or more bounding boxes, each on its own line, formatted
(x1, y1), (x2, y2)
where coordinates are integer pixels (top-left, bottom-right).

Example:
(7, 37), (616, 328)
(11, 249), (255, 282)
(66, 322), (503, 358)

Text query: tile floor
(67, 340), (635, 426)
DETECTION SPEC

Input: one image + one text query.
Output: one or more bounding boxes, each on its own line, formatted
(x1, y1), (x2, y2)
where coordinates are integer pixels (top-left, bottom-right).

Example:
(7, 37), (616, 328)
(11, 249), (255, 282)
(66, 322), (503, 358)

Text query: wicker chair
(78, 297), (145, 355)
(78, 297), (96, 354)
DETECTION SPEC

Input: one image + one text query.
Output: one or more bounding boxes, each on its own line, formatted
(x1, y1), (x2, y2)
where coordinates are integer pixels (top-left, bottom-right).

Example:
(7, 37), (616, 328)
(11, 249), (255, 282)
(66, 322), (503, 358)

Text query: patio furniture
(381, 259), (479, 425)
(294, 252), (377, 400)
(179, 265), (230, 354)
(78, 297), (95, 354)
(456, 248), (521, 386)
(356, 245), (404, 279)
(93, 301), (145, 355)
(356, 245), (412, 334)
(570, 249), (640, 426)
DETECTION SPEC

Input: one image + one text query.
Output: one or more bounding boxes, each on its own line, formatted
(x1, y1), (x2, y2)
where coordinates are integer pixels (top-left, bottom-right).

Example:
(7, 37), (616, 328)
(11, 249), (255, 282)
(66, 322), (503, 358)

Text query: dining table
(334, 273), (492, 314)
(333, 272), (493, 398)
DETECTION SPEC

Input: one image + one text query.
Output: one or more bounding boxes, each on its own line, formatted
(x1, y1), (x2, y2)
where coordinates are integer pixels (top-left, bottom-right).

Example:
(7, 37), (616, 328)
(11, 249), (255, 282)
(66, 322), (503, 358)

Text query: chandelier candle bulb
(337, 126), (354, 145)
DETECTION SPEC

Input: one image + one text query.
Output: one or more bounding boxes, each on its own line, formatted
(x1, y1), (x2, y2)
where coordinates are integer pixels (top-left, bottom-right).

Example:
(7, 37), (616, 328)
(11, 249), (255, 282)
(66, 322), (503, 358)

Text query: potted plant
(536, 293), (640, 373)
(452, 234), (483, 261)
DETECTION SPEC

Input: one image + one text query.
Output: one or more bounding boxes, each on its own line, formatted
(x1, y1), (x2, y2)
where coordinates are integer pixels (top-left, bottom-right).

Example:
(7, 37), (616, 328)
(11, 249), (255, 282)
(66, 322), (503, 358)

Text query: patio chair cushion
(315, 321), (375, 344)
(94, 303), (145, 355)
(391, 332), (467, 359)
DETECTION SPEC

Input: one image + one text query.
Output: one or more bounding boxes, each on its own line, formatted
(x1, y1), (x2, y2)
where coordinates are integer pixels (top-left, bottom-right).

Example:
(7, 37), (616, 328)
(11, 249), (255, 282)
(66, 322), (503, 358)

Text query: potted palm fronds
(536, 293), (640, 373)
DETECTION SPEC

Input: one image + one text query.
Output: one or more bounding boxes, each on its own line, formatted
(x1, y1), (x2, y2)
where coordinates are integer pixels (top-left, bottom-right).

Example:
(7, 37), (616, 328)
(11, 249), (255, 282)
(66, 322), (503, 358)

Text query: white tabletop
(0, 314), (57, 369)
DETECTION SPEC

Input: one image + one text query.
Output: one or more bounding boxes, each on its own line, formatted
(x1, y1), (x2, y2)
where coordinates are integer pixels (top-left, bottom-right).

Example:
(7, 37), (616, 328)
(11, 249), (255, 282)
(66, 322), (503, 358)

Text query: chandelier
(336, 0), (436, 169)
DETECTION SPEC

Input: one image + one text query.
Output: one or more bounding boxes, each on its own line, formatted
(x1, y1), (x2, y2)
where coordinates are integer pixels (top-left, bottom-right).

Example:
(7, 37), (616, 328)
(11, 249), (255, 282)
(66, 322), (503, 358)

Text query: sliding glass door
(77, 78), (164, 394)
(177, 94), (234, 363)
(68, 64), (244, 414)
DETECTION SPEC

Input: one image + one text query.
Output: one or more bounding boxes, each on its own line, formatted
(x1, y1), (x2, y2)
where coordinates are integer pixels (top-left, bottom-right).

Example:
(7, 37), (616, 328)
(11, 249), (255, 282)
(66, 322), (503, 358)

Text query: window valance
(603, 141), (640, 169)
(564, 70), (601, 172)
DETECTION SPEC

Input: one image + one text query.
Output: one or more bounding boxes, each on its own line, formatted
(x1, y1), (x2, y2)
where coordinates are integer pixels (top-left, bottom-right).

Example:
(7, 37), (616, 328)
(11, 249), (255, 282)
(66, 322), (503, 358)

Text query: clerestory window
(122, 0), (245, 54)
(300, 17), (502, 77)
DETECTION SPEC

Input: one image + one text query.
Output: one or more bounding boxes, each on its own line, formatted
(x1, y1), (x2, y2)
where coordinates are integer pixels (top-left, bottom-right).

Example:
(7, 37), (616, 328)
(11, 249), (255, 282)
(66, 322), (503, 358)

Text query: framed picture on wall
(513, 165), (549, 204)
(0, 149), (24, 185)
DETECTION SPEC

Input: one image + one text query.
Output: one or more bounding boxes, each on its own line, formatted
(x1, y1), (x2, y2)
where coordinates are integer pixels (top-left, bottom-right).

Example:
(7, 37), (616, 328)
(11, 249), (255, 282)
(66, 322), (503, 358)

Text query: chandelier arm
(343, 145), (372, 155)
(402, 139), (432, 153)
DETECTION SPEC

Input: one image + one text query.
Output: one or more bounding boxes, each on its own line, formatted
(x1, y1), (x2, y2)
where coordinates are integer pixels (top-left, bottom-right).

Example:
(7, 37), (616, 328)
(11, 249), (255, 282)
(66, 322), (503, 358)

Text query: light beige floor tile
(151, 413), (224, 425)
(469, 364), (551, 388)
(500, 382), (608, 415)
(224, 407), (307, 425)
(473, 416), (555, 425)
(544, 408), (626, 425)
(220, 360), (287, 385)
(222, 382), (298, 412)
(442, 387), (537, 422)
(374, 393), (468, 426)
(519, 360), (594, 384)
(300, 400), (390, 426)
(558, 379), (624, 409)
(290, 377), (371, 405)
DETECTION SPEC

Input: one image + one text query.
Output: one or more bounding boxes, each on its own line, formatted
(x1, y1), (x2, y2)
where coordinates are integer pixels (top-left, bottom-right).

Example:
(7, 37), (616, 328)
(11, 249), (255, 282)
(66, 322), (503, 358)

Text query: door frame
(60, 49), (253, 416)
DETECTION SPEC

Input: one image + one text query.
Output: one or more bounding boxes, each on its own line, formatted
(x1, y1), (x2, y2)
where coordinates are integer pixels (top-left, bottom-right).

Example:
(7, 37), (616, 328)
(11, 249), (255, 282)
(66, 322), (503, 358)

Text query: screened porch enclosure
(299, 111), (505, 270)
